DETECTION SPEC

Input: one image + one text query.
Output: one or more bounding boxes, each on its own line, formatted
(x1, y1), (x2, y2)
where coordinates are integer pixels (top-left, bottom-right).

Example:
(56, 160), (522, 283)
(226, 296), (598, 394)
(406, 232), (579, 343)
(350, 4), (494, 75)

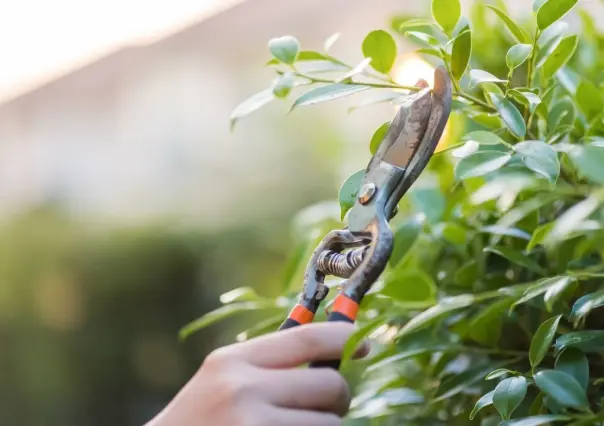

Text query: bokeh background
(0, 1), (600, 425)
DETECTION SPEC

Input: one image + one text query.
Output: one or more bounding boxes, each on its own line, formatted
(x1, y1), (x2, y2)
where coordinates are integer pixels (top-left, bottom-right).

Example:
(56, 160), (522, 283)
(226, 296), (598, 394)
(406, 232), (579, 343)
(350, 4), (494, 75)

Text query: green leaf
(494, 377), (528, 420)
(470, 69), (508, 86)
(390, 218), (422, 267)
(468, 298), (513, 346)
(533, 0), (548, 12)
(451, 29), (472, 82)
(534, 370), (589, 411)
(291, 84), (370, 110)
(434, 365), (496, 401)
(179, 301), (280, 340)
(486, 368), (515, 380)
(381, 270), (437, 305)
(538, 35), (579, 81)
(576, 80), (604, 120)
(484, 246), (545, 274)
(500, 415), (571, 426)
(341, 317), (383, 362)
(513, 276), (575, 308)
(455, 152), (512, 180)
(554, 330), (604, 354)
(481, 226), (531, 240)
(397, 294), (475, 337)
(463, 131), (509, 146)
(268, 35), (300, 64)
(485, 5), (530, 43)
(527, 223), (554, 252)
(230, 89), (275, 130)
(529, 315), (562, 369)
(507, 44), (533, 70)
(324, 33), (340, 52)
(569, 144), (604, 184)
(508, 90), (542, 114)
(338, 169), (365, 220)
(545, 196), (601, 245)
(362, 30), (397, 74)
(569, 291), (604, 327)
(272, 72), (295, 98)
(219, 287), (261, 304)
(536, 0), (578, 31)
(543, 275), (575, 312)
(489, 93), (527, 138)
(470, 390), (495, 420)
(451, 140), (480, 158)
(404, 31), (441, 47)
(432, 0), (461, 34)
(266, 50), (329, 65)
(370, 122), (391, 155)
(555, 348), (589, 390)
(514, 141), (560, 184)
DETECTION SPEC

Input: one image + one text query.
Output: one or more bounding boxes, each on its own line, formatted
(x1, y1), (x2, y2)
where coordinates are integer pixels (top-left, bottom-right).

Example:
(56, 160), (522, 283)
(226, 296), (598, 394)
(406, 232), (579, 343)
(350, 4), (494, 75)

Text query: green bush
(185, 1), (604, 424)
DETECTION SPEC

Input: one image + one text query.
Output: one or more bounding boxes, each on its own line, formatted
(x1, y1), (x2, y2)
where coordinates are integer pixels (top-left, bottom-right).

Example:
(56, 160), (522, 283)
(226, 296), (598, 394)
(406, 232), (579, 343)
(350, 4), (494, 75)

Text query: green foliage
(199, 0), (604, 424)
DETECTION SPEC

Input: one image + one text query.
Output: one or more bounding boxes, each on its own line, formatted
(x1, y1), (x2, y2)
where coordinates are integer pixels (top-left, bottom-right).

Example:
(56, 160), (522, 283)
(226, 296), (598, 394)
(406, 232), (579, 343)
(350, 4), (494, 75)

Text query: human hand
(146, 322), (369, 426)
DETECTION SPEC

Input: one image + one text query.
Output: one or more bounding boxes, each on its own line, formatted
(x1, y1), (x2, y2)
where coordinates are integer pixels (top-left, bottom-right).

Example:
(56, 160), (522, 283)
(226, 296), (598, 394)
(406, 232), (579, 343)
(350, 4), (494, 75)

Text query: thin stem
(456, 92), (495, 111)
(524, 28), (540, 120)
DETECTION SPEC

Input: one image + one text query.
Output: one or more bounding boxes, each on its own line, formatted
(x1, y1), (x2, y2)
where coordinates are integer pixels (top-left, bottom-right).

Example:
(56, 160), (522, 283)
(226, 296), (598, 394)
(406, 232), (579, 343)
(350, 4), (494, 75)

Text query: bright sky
(0, 0), (243, 102)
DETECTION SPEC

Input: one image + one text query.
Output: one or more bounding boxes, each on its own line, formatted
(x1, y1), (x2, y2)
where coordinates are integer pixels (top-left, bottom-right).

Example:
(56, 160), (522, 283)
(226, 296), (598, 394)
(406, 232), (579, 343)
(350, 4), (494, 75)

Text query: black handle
(278, 317), (303, 331)
(308, 310), (355, 370)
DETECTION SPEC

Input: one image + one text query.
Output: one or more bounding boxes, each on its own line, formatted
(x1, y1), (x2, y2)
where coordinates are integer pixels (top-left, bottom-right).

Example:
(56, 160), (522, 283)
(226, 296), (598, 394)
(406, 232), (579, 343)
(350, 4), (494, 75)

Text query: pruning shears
(279, 66), (453, 369)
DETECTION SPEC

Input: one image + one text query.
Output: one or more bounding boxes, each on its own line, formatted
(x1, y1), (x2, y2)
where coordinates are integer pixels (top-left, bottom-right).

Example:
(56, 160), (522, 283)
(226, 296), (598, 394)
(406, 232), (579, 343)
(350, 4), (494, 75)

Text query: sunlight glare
(393, 54), (435, 88)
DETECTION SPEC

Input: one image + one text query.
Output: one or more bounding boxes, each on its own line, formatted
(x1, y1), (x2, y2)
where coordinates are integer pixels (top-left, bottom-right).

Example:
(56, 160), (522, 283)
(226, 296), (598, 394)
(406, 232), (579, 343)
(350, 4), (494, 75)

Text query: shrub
(184, 1), (604, 424)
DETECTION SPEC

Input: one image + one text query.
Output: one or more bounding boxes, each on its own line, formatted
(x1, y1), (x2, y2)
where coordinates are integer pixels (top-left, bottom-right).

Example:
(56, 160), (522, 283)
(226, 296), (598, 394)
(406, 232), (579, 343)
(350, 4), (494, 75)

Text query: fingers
(260, 368), (351, 417)
(265, 407), (342, 426)
(229, 322), (364, 369)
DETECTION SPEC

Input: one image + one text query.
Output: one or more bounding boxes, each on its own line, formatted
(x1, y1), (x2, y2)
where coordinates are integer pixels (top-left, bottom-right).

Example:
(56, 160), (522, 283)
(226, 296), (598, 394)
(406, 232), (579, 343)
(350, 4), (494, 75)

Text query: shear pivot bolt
(358, 183), (377, 204)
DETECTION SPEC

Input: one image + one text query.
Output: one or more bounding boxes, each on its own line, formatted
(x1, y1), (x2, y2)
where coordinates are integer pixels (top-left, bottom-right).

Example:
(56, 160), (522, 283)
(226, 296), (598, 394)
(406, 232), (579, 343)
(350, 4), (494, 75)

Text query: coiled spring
(317, 246), (368, 278)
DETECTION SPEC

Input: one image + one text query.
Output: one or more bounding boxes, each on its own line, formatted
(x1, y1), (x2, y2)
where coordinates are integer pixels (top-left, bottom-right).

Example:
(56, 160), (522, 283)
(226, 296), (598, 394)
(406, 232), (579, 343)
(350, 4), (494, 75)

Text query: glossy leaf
(506, 44), (533, 70)
(397, 294), (475, 337)
(501, 415), (571, 426)
(291, 84), (370, 110)
(484, 246), (545, 274)
(451, 29), (472, 81)
(323, 33), (340, 52)
(493, 376), (528, 419)
(569, 144), (604, 184)
(389, 218), (422, 267)
(381, 270), (437, 304)
(534, 370), (589, 411)
(485, 5), (530, 43)
(338, 169), (365, 220)
(554, 330), (604, 354)
(576, 79), (604, 120)
(179, 301), (281, 340)
(486, 368), (515, 380)
(555, 348), (589, 390)
(463, 130), (509, 146)
(538, 35), (579, 81)
(508, 90), (542, 113)
(529, 315), (561, 369)
(404, 31), (440, 47)
(489, 93), (527, 138)
(470, 390), (495, 420)
(451, 140), (480, 158)
(362, 30), (397, 73)
(268, 36), (300, 64)
(455, 152), (512, 180)
(514, 141), (559, 184)
(543, 276), (575, 312)
(468, 298), (512, 346)
(230, 89), (275, 130)
(545, 196), (601, 245)
(432, 0), (461, 34)
(569, 291), (604, 327)
(536, 0), (578, 31)
(480, 226), (531, 240)
(513, 276), (575, 308)
(369, 121), (390, 155)
(341, 317), (383, 362)
(470, 69), (508, 86)
(527, 223), (554, 252)
(434, 365), (495, 401)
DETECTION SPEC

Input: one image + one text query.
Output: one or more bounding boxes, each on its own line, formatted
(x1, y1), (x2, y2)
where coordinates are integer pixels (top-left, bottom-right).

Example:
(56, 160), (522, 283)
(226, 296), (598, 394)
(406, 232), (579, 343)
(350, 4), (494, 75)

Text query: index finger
(230, 322), (364, 368)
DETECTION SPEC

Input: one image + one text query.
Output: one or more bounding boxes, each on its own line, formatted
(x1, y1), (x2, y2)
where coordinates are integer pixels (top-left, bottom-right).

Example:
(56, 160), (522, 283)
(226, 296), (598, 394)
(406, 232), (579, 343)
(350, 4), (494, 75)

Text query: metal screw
(358, 183), (377, 204)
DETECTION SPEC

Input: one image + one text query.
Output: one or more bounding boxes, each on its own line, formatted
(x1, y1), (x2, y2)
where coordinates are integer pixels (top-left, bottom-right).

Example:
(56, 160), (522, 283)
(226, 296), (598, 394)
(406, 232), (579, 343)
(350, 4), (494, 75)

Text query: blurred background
(0, 0), (600, 425)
